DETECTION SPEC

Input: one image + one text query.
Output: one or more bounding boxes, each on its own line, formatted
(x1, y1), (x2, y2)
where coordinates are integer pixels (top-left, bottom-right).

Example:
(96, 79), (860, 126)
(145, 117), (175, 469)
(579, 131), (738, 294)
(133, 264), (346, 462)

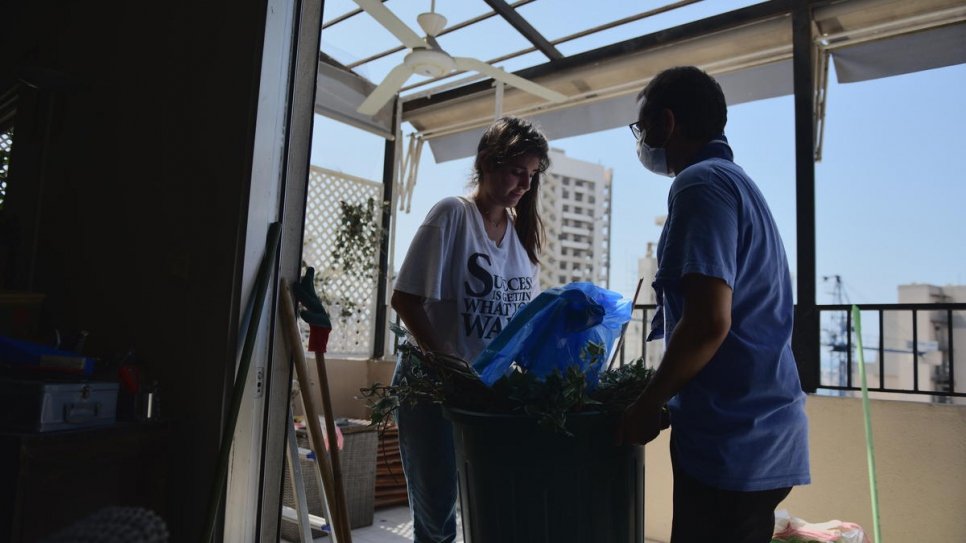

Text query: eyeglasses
(628, 121), (645, 140)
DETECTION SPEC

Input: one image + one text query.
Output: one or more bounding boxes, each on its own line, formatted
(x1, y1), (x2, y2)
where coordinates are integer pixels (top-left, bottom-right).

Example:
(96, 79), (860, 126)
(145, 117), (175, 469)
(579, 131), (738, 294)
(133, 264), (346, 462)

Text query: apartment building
(878, 283), (966, 400)
(538, 149), (612, 290)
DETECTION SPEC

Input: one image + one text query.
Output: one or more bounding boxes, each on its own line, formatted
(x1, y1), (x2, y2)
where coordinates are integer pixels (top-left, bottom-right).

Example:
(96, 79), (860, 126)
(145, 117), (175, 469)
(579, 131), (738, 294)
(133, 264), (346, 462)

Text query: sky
(311, 1), (966, 306)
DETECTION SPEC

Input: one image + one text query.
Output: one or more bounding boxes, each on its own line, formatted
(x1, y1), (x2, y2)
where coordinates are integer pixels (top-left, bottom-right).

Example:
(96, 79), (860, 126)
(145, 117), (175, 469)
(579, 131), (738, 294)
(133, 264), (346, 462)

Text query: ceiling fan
(352, 0), (568, 116)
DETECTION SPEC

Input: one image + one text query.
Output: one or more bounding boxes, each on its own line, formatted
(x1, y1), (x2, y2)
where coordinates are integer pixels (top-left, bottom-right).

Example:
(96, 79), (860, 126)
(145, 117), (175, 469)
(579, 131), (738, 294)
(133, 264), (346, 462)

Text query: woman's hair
(472, 116), (550, 264)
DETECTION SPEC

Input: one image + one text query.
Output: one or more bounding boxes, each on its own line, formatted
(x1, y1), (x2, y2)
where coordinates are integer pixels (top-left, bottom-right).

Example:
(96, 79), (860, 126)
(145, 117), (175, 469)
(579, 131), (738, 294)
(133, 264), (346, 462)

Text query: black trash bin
(445, 407), (644, 543)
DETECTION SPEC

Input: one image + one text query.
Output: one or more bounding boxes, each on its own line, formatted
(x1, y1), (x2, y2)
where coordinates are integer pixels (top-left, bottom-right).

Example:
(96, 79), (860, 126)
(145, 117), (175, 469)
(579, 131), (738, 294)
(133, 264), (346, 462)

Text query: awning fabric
(424, 59), (795, 164)
(407, 13), (795, 163)
(831, 23), (966, 83)
(813, 0), (966, 83)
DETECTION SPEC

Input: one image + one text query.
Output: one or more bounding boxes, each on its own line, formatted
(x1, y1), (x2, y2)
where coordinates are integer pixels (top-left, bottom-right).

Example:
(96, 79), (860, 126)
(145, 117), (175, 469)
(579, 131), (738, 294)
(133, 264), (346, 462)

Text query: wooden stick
(313, 348), (351, 540)
(279, 278), (352, 543)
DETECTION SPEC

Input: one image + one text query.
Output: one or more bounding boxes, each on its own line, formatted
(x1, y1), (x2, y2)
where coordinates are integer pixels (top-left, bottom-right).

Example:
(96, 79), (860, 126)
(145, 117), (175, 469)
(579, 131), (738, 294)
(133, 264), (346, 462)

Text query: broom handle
(279, 279), (352, 543)
(314, 349), (352, 542)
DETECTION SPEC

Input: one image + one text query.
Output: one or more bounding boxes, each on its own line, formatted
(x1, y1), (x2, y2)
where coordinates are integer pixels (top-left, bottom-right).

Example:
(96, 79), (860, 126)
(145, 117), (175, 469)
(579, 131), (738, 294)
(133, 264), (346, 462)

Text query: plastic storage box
(0, 379), (119, 432)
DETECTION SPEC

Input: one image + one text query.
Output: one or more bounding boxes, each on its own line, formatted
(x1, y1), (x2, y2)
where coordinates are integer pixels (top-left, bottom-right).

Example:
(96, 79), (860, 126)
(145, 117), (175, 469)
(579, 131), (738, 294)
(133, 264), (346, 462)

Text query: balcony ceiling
(317, 0), (966, 161)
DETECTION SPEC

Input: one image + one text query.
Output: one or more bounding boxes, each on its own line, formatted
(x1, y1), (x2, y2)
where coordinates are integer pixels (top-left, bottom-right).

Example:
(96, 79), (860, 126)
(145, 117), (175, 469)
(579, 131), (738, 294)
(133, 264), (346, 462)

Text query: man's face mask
(636, 136), (673, 178)
(634, 113), (674, 178)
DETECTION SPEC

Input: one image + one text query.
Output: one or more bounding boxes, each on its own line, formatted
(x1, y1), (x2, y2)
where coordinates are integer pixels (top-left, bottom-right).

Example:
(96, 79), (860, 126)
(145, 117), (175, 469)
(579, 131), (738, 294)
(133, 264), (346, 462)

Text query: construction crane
(822, 275), (850, 387)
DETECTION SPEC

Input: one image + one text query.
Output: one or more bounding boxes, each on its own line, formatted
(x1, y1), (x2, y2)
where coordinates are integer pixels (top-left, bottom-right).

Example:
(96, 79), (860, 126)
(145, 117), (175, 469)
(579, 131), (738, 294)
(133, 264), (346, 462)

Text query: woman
(390, 116), (549, 542)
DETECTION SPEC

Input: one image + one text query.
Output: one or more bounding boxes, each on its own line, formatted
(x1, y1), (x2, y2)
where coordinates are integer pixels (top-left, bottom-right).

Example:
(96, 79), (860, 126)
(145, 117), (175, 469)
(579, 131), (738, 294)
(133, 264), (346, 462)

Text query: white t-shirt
(394, 196), (540, 362)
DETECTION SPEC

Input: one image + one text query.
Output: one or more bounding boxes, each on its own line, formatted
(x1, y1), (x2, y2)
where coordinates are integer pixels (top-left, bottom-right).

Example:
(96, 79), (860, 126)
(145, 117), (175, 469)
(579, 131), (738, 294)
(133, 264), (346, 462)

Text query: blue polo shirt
(651, 136), (810, 492)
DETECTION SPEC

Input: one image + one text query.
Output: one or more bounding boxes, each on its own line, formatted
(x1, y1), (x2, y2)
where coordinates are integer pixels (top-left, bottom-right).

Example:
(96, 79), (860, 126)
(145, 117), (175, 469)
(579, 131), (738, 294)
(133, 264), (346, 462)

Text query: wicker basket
(281, 419), (378, 539)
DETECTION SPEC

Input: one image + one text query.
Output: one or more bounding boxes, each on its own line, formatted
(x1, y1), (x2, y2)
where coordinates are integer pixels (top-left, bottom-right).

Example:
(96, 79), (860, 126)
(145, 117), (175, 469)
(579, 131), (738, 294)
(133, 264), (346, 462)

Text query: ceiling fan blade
(453, 57), (567, 103)
(357, 63), (415, 116)
(353, 0), (425, 50)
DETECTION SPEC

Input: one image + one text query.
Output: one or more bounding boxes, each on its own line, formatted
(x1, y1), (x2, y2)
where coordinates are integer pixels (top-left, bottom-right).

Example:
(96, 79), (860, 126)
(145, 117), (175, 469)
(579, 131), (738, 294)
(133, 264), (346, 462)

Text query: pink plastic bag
(772, 510), (870, 543)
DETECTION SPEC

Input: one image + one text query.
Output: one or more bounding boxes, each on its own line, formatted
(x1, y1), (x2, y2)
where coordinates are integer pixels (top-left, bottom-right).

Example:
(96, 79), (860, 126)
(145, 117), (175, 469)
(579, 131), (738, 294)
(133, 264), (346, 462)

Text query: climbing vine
(313, 196), (385, 321)
(332, 197), (382, 278)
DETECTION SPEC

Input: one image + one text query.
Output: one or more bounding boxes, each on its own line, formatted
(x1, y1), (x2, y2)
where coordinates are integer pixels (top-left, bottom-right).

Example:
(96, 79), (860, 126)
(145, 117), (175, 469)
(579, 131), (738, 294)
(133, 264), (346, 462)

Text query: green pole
(851, 305), (882, 543)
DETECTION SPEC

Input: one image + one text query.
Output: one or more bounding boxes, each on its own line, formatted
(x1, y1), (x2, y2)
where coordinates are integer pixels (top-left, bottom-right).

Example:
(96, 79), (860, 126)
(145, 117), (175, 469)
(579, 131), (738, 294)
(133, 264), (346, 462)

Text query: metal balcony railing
(614, 304), (658, 369)
(816, 303), (965, 400)
(617, 303), (965, 401)
(394, 302), (966, 402)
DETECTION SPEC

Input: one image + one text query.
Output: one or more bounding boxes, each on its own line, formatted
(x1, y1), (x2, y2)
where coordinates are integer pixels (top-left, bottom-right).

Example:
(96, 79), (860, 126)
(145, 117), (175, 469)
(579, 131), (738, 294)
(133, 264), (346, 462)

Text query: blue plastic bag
(472, 282), (633, 389)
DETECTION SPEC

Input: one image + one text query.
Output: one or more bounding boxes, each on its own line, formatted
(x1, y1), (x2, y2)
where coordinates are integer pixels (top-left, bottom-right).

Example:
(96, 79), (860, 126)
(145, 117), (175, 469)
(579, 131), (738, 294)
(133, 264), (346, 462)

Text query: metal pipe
(948, 309), (956, 395)
(345, 0), (539, 69)
(791, 2), (820, 392)
(878, 310), (885, 390)
(372, 98), (398, 359)
(913, 309), (919, 391)
(846, 309), (853, 389)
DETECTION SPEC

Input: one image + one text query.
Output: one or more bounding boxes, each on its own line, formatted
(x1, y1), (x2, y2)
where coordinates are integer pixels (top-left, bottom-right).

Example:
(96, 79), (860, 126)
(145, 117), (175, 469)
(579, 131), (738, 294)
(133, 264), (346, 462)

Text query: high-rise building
(538, 148), (612, 289)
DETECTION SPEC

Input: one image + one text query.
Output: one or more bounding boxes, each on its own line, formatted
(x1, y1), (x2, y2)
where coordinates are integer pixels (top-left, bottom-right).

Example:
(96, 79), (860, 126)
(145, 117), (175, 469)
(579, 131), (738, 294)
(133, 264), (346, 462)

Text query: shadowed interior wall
(1, 1), (272, 539)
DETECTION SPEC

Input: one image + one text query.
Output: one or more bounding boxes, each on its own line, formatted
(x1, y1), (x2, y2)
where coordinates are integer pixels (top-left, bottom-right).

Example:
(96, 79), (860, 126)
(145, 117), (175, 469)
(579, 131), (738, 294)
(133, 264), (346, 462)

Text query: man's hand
(614, 400), (670, 446)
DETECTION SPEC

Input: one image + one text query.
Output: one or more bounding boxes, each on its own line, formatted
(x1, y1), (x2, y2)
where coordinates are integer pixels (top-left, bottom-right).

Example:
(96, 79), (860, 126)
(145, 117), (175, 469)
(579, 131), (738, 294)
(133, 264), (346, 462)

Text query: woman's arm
(391, 290), (445, 355)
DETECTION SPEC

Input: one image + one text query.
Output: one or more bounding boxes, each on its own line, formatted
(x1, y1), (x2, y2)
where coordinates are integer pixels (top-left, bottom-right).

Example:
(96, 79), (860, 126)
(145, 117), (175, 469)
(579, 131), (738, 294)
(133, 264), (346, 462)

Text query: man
(616, 66), (810, 543)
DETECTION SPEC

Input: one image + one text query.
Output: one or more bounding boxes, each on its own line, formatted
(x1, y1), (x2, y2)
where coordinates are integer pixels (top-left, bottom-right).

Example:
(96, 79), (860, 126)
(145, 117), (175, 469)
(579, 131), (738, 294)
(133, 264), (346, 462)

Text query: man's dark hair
(637, 66), (727, 142)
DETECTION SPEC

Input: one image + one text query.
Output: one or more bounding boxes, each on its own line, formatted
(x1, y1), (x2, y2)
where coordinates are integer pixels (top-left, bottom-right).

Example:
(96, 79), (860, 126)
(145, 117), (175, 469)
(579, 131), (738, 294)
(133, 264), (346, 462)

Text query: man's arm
(616, 273), (732, 445)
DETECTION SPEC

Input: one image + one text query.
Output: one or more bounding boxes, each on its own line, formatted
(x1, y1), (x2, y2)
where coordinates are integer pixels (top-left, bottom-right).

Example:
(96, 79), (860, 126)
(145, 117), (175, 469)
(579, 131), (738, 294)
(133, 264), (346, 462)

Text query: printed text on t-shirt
(462, 253), (532, 339)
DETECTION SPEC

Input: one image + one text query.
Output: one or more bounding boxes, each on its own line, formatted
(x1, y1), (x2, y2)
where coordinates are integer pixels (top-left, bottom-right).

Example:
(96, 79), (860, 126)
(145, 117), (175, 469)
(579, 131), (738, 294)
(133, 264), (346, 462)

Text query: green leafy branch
(361, 327), (655, 436)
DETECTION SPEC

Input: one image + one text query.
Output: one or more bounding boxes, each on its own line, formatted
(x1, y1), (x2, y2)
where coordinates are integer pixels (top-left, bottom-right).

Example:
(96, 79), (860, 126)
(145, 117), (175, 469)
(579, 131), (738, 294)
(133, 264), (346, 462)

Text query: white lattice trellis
(303, 166), (383, 356)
